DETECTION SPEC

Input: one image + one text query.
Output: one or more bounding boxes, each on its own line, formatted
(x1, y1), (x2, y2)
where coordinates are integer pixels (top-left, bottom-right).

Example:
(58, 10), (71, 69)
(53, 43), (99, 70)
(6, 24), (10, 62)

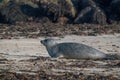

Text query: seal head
(41, 38), (60, 58)
(41, 38), (57, 47)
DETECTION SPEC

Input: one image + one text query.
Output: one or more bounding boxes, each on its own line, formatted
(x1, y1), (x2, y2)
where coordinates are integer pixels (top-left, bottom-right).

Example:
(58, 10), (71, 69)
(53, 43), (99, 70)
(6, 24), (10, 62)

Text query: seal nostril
(40, 40), (42, 43)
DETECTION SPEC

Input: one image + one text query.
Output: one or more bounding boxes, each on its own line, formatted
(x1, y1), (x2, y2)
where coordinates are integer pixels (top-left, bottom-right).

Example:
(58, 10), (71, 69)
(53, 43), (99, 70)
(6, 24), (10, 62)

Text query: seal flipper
(104, 54), (120, 60)
(50, 53), (60, 58)
(47, 49), (59, 58)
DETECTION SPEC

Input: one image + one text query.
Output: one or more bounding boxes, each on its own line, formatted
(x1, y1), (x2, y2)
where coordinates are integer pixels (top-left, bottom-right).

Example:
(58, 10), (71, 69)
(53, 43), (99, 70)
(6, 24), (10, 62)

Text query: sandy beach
(0, 34), (120, 79)
(0, 34), (120, 60)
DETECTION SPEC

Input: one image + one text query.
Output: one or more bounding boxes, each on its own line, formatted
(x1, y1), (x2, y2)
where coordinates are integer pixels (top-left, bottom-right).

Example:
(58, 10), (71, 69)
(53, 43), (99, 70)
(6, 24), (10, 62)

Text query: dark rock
(36, 17), (51, 23)
(20, 4), (40, 17)
(0, 1), (28, 23)
(93, 0), (112, 8)
(71, 0), (80, 13)
(38, 0), (76, 22)
(79, 0), (96, 8)
(109, 0), (120, 23)
(0, 1), (41, 24)
(0, 0), (119, 25)
(74, 0), (107, 24)
(0, 11), (6, 23)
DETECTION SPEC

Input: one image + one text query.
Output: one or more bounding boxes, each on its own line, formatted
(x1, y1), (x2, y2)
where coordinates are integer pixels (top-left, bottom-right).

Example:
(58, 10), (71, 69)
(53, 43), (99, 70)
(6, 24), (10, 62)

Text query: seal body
(41, 38), (106, 59)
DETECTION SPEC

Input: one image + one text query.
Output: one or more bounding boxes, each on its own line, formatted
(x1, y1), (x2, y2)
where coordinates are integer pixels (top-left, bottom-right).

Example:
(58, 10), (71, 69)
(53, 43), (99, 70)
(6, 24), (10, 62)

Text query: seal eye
(44, 39), (48, 43)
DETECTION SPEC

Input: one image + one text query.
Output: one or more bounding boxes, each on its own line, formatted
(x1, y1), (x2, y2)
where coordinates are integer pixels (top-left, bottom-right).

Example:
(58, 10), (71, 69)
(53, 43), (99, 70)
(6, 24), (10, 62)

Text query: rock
(0, 1), (28, 23)
(74, 0), (107, 24)
(0, 1), (40, 24)
(20, 4), (40, 18)
(93, 0), (112, 8)
(0, 0), (119, 24)
(38, 0), (76, 22)
(57, 17), (69, 24)
(109, 0), (120, 23)
(0, 11), (6, 23)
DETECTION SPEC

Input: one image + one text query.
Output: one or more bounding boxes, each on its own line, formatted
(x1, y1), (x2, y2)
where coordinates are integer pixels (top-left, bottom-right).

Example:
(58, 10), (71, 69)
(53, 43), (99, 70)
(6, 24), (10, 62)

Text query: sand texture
(0, 34), (120, 79)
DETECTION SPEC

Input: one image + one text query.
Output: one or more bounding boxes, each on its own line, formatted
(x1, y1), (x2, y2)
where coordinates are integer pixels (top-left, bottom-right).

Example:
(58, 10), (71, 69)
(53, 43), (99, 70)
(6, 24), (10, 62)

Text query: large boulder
(0, 0), (40, 24)
(74, 0), (107, 24)
(0, 1), (28, 23)
(93, 0), (113, 8)
(0, 12), (6, 23)
(38, 0), (76, 22)
(109, 0), (120, 22)
(20, 4), (40, 17)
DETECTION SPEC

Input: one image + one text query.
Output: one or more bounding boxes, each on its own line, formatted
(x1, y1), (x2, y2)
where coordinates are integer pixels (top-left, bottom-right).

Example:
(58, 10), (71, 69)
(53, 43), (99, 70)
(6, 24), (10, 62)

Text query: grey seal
(41, 38), (119, 59)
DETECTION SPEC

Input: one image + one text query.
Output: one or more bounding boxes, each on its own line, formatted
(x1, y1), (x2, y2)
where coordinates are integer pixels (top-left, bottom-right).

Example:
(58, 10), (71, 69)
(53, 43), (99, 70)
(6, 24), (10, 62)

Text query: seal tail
(105, 54), (120, 60)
